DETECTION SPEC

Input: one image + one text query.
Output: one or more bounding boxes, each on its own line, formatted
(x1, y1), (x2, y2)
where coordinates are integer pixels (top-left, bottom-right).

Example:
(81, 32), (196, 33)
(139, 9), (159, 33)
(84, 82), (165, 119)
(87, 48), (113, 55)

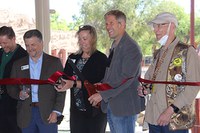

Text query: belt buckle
(31, 102), (39, 107)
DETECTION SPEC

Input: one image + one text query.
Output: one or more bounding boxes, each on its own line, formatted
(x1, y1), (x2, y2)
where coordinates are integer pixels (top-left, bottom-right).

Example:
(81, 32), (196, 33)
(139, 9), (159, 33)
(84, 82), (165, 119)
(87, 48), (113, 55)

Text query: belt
(30, 102), (39, 107)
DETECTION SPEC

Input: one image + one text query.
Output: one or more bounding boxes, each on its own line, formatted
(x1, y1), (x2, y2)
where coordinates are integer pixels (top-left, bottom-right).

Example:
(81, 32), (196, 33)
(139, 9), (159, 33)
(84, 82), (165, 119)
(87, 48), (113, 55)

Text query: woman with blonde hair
(56, 25), (108, 133)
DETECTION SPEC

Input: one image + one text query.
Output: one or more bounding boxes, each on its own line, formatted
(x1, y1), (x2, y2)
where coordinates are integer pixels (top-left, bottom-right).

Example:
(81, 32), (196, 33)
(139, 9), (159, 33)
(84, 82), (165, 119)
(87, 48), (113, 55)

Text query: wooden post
(51, 49), (57, 57)
(35, 0), (51, 53)
(191, 98), (200, 133)
(190, 0), (195, 47)
(58, 49), (66, 67)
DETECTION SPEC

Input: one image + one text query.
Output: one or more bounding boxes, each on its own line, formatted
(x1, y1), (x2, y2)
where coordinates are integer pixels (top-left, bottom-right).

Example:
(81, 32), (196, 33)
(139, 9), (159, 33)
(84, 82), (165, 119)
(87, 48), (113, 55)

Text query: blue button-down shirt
(29, 53), (61, 115)
(29, 54), (43, 102)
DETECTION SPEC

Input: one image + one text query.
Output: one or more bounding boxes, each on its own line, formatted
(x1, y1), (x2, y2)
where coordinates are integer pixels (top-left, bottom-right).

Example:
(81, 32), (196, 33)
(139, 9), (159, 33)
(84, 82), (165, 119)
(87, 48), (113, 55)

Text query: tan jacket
(144, 38), (200, 125)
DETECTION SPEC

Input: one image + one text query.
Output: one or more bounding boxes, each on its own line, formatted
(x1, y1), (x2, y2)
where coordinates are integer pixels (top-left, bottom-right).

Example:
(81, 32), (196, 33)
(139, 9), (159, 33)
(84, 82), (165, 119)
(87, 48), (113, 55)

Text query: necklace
(152, 48), (168, 80)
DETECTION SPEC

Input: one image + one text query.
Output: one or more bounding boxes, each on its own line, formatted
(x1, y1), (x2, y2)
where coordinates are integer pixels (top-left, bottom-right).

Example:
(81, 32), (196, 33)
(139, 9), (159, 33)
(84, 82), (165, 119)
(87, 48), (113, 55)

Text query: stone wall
(0, 9), (78, 60)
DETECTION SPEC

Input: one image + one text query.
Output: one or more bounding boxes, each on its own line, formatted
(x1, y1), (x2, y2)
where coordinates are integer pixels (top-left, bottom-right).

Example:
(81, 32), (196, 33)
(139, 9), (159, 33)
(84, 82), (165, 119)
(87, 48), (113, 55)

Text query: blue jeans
(22, 107), (57, 133)
(107, 105), (137, 133)
(148, 124), (189, 133)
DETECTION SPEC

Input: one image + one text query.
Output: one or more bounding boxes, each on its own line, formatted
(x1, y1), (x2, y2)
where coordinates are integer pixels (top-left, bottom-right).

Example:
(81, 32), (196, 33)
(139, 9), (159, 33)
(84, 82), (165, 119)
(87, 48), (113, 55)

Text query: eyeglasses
(153, 23), (169, 29)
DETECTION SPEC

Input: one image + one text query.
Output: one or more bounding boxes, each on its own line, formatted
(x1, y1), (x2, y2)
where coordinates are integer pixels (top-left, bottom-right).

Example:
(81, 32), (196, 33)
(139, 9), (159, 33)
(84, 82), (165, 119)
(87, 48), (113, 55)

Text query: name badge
(21, 65), (29, 70)
(174, 74), (182, 81)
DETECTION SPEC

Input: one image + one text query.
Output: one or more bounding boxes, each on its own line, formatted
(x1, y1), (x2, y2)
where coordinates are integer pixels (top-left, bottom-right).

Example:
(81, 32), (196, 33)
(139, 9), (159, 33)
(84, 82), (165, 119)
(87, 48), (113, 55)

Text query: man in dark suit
(88, 10), (145, 133)
(7, 29), (66, 133)
(0, 26), (28, 133)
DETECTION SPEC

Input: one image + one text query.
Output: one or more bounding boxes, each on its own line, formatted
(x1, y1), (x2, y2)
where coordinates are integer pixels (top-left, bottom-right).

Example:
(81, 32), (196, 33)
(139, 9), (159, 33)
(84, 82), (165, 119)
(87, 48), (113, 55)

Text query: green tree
(50, 12), (69, 31)
(67, 15), (84, 31)
(195, 17), (200, 45)
(79, 0), (195, 56)
(79, 0), (157, 53)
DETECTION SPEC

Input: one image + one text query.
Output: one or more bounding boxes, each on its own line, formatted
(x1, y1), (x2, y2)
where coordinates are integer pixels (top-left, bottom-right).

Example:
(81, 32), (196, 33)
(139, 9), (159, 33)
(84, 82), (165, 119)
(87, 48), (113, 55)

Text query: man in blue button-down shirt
(7, 29), (66, 133)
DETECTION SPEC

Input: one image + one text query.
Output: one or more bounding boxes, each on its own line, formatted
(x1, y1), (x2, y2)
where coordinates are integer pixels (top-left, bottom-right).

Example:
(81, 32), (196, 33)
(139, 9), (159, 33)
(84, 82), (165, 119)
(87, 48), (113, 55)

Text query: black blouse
(63, 50), (108, 114)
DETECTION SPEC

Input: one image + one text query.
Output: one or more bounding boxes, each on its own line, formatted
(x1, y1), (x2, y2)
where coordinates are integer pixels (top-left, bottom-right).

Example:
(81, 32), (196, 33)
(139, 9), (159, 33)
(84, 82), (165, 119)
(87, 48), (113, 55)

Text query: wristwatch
(73, 80), (77, 88)
(170, 104), (179, 113)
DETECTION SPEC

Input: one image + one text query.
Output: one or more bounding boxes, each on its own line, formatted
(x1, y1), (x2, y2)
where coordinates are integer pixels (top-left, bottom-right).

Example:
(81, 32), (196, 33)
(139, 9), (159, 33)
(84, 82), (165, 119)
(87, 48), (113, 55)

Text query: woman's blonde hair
(75, 25), (97, 55)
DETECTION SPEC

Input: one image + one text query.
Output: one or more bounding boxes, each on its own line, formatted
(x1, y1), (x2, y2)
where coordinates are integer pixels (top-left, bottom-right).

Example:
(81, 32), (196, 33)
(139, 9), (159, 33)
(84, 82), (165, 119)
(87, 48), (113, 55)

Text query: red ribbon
(84, 77), (133, 94)
(84, 77), (133, 108)
(96, 83), (112, 91)
(138, 77), (200, 86)
(0, 71), (73, 85)
(95, 77), (133, 91)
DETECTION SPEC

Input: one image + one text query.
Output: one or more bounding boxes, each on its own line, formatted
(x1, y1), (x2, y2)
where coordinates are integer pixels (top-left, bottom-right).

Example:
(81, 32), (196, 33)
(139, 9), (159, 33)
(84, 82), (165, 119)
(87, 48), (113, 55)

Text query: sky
(0, 0), (81, 22)
(50, 0), (81, 22)
(173, 0), (200, 14)
(0, 0), (199, 22)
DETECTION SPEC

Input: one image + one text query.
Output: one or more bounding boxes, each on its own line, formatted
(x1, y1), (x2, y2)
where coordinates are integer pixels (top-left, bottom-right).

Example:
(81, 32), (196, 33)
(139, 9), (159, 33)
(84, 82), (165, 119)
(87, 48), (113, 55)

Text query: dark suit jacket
(0, 44), (28, 115)
(64, 50), (108, 116)
(7, 53), (66, 128)
(100, 32), (145, 116)
(0, 44), (27, 133)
